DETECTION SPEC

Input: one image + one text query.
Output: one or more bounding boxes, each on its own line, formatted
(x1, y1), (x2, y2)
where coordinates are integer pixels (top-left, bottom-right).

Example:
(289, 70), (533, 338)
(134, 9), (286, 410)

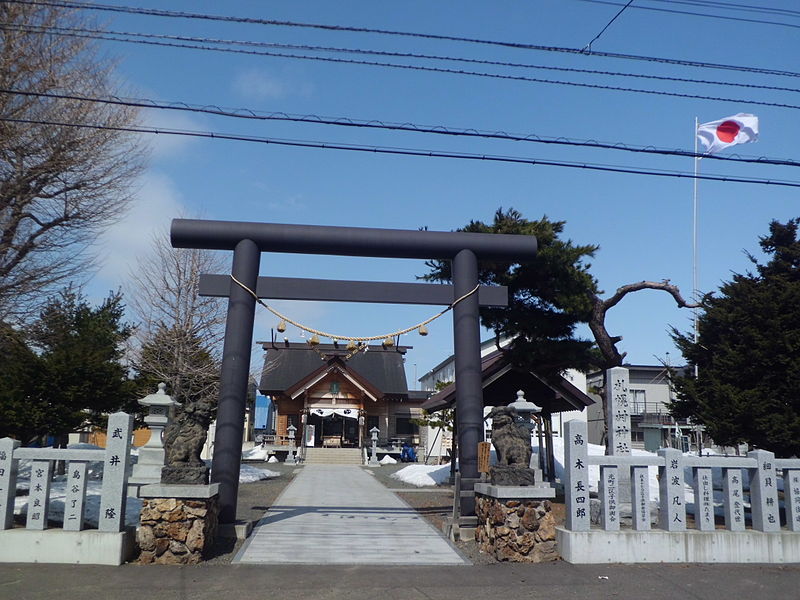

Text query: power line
(10, 0), (800, 79)
(12, 23), (800, 97)
(7, 24), (800, 112)
(647, 0), (800, 19)
(583, 0), (635, 53)
(3, 115), (799, 188)
(576, 0), (800, 29)
(6, 88), (799, 168)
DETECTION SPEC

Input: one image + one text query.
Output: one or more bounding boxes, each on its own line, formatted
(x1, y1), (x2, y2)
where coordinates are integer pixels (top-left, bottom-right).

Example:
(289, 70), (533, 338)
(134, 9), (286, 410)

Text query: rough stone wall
(475, 495), (558, 562)
(137, 497), (219, 564)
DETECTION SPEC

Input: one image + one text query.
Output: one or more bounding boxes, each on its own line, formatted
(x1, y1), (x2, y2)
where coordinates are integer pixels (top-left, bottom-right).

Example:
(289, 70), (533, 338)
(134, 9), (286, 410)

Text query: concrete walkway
(233, 465), (468, 565)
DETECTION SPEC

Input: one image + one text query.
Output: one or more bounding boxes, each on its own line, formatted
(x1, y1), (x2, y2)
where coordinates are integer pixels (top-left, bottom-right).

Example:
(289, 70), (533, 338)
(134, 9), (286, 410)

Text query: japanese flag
(697, 113), (759, 154)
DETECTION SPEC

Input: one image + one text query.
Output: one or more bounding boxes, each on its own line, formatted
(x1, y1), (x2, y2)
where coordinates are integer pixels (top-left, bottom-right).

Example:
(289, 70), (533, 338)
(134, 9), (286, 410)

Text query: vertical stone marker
(26, 460), (52, 530)
(723, 468), (745, 532)
(99, 412), (133, 533)
(631, 466), (650, 530)
(658, 448), (686, 532)
(606, 367), (632, 503)
(693, 467), (714, 531)
(0, 438), (20, 530)
(63, 461), (89, 531)
(748, 449), (780, 533)
(565, 420), (589, 531)
(598, 466), (619, 530)
(784, 469), (800, 532)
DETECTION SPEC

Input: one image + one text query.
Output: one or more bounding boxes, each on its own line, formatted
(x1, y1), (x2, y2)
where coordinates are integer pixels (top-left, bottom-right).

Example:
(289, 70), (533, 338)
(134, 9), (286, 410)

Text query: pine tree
(24, 287), (136, 439)
(423, 208), (599, 377)
(670, 219), (800, 455)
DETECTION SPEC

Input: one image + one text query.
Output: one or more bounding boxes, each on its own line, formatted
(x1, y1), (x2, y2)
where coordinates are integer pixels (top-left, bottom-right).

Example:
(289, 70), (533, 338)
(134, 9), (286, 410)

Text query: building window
(630, 389), (646, 413)
(395, 417), (418, 436)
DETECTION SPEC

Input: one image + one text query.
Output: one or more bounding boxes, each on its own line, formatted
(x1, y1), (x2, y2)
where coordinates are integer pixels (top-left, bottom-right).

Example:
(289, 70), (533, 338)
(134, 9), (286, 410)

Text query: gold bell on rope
(418, 324), (428, 336)
(276, 319), (287, 333)
(346, 340), (357, 351)
(308, 334), (320, 346)
(382, 336), (395, 347)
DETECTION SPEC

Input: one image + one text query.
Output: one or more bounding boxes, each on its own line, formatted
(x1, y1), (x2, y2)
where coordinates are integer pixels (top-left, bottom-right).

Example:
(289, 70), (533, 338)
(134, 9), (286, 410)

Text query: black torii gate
(171, 219), (537, 523)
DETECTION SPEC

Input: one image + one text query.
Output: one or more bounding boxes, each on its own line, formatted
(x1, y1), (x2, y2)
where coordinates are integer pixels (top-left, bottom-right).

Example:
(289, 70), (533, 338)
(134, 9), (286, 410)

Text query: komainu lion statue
(487, 405), (535, 486)
(161, 396), (215, 484)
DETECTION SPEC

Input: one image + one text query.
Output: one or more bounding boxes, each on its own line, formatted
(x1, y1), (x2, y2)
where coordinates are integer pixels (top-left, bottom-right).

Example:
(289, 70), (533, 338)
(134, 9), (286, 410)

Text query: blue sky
(84, 1), (800, 386)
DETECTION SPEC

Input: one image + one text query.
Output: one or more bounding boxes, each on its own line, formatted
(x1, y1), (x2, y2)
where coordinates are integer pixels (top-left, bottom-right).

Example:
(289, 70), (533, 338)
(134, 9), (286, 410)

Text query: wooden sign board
(477, 441), (491, 473)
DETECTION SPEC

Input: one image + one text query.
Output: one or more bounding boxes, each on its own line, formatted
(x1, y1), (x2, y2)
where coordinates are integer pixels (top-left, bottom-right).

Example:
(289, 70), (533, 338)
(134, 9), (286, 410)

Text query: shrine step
(303, 447), (364, 465)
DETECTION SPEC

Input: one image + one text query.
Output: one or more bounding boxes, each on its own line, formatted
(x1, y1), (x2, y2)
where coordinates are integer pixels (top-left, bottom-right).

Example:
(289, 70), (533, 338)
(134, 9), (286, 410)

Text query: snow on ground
(391, 464), (451, 487)
(379, 454), (397, 465)
(393, 440), (655, 501)
(14, 446), (282, 528)
(242, 445), (272, 461)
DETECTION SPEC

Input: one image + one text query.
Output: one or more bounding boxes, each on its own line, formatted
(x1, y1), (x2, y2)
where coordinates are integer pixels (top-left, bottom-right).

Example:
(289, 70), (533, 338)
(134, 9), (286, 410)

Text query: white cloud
(231, 68), (313, 101)
(140, 108), (206, 159)
(93, 172), (185, 291)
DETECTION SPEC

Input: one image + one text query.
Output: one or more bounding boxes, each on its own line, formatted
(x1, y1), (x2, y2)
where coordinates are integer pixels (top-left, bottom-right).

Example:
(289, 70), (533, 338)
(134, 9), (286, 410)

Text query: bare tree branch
(126, 228), (226, 405)
(590, 279), (700, 370)
(0, 3), (147, 322)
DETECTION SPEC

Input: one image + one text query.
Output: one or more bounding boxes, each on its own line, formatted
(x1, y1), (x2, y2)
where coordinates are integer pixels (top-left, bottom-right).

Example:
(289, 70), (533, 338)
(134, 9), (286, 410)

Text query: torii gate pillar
(214, 239), (260, 523)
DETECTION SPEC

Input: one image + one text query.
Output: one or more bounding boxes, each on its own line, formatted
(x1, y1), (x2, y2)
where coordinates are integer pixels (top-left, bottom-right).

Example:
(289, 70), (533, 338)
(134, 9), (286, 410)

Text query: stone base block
(489, 465), (535, 486)
(0, 528), (135, 565)
(217, 520), (253, 540)
(475, 494), (559, 563)
(161, 465), (209, 485)
(475, 482), (556, 499)
(556, 528), (800, 564)
(137, 494), (219, 565)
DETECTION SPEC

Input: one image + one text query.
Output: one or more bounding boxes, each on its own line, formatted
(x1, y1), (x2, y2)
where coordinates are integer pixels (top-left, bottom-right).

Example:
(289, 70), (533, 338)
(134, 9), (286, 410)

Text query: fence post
(99, 412), (133, 533)
(631, 466), (650, 530)
(63, 462), (89, 531)
(658, 448), (686, 531)
(693, 467), (715, 531)
(0, 438), (20, 530)
(748, 449), (780, 532)
(26, 460), (53, 530)
(598, 465), (619, 530)
(784, 469), (800, 532)
(564, 420), (590, 531)
(723, 468), (746, 532)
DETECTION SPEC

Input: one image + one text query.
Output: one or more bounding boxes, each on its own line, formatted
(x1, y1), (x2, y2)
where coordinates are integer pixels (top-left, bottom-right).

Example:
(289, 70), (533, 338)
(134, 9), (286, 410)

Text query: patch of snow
(391, 464), (451, 487)
(238, 464), (280, 483)
(379, 455), (397, 465)
(267, 456), (279, 463)
(242, 446), (273, 461)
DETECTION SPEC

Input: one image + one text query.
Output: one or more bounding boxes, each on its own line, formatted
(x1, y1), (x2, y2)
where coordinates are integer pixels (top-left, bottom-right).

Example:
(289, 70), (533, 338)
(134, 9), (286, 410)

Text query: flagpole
(692, 117), (699, 378)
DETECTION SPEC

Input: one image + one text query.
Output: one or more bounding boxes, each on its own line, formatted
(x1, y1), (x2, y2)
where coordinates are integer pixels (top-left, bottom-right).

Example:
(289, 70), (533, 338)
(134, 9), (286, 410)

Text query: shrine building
(258, 342), (427, 449)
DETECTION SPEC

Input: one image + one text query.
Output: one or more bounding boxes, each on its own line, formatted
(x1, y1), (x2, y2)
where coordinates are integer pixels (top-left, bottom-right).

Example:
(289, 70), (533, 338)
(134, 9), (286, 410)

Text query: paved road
(233, 465), (468, 565)
(3, 562), (799, 600)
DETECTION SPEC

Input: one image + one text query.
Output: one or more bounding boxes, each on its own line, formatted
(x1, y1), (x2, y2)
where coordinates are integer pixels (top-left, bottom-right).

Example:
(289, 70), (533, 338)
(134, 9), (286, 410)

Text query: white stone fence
(0, 412), (133, 537)
(564, 419), (800, 534)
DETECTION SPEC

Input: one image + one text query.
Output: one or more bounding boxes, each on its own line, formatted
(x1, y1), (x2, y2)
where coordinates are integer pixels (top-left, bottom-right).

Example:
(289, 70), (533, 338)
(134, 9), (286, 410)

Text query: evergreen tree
(670, 219), (800, 456)
(423, 208), (599, 377)
(0, 323), (47, 443)
(24, 287), (136, 439)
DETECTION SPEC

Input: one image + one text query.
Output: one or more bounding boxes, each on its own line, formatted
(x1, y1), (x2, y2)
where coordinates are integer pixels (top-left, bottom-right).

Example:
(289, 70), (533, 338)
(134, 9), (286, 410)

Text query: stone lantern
(368, 426), (380, 466)
(286, 424), (297, 464)
(128, 383), (179, 496)
(508, 389), (544, 478)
